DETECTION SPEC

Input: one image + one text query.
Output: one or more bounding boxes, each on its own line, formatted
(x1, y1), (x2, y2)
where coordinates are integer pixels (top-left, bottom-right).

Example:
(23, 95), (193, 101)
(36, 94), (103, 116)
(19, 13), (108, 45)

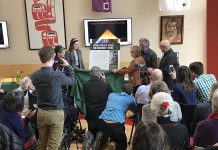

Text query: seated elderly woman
(151, 92), (189, 150)
(0, 77), (6, 102)
(131, 121), (170, 150)
(193, 89), (218, 148)
(17, 77), (38, 140)
(142, 81), (182, 123)
(17, 76), (36, 116)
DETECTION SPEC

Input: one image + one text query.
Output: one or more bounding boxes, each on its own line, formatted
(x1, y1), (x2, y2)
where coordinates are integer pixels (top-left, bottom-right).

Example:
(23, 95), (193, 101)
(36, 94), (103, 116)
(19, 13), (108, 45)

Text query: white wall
(0, 0), (206, 67)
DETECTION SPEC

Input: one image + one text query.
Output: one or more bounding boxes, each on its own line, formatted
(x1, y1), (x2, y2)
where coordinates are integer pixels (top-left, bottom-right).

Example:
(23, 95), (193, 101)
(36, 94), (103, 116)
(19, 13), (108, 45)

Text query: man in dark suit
(159, 40), (179, 90)
(139, 38), (158, 73)
(83, 66), (113, 150)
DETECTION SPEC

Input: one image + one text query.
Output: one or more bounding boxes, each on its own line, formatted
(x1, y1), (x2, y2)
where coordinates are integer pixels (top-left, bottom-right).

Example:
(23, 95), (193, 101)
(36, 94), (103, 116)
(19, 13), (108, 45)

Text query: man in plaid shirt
(189, 62), (217, 103)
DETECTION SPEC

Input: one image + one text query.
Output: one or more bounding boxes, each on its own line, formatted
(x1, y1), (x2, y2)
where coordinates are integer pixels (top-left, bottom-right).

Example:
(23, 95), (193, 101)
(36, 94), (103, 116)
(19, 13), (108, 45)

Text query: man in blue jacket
(31, 47), (75, 150)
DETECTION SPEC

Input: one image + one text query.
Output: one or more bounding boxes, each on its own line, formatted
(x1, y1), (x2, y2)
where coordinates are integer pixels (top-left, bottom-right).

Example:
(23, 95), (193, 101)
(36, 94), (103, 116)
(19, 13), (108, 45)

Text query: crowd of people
(0, 37), (218, 150)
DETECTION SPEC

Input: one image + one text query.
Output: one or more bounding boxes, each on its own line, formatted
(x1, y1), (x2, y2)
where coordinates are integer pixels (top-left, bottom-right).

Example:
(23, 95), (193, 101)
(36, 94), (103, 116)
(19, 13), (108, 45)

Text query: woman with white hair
(17, 77), (36, 116)
(193, 89), (218, 148)
(18, 77), (38, 139)
(0, 77), (6, 101)
(151, 92), (189, 150)
(142, 81), (182, 122)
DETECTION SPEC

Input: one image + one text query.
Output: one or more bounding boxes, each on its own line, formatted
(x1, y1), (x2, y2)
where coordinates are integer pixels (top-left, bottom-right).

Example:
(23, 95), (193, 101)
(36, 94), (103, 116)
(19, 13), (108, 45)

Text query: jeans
(37, 108), (64, 150)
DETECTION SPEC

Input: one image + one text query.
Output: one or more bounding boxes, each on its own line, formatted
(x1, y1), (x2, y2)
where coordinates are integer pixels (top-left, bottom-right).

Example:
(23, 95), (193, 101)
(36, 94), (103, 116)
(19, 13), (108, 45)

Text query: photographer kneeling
(98, 83), (136, 150)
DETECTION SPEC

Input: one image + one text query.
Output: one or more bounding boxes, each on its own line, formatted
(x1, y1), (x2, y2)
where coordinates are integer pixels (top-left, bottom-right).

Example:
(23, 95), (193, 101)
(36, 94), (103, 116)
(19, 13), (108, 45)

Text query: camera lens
(169, 65), (174, 73)
(58, 59), (63, 64)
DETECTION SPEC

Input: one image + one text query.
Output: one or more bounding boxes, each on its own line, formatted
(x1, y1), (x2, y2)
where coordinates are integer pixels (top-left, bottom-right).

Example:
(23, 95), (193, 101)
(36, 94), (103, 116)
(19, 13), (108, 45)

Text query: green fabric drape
(1, 82), (19, 91)
(71, 68), (124, 114)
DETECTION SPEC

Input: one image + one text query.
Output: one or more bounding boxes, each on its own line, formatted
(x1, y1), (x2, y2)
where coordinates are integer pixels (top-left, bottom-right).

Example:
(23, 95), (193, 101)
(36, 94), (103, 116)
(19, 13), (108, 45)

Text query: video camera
(134, 62), (146, 71)
(134, 62), (150, 85)
(57, 58), (64, 65)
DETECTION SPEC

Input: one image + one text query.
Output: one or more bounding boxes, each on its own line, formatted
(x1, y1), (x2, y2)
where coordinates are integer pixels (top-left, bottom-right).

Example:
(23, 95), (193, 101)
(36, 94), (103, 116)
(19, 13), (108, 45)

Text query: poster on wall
(0, 21), (9, 48)
(89, 50), (110, 70)
(89, 39), (120, 70)
(25, 0), (66, 50)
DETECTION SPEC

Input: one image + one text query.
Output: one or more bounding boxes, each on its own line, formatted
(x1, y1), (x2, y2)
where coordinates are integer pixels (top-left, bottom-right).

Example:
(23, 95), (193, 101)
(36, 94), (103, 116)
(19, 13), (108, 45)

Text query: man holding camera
(53, 45), (69, 73)
(83, 66), (113, 150)
(52, 45), (76, 118)
(159, 40), (179, 90)
(31, 47), (75, 150)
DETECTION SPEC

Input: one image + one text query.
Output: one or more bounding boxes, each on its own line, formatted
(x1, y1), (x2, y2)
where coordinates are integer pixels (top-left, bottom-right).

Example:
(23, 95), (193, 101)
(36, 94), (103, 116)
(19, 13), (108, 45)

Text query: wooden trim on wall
(0, 62), (131, 78)
(0, 60), (161, 78)
(0, 64), (41, 78)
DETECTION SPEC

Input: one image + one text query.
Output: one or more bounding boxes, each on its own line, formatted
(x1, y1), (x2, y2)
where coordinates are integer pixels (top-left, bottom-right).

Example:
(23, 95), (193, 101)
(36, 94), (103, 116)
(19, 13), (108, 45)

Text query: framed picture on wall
(0, 21), (9, 48)
(25, 0), (67, 50)
(160, 15), (184, 44)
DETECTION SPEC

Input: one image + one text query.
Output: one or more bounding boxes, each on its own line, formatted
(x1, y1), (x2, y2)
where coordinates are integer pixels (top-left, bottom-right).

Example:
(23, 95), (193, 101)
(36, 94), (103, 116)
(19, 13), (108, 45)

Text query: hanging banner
(92, 0), (112, 12)
(159, 0), (191, 11)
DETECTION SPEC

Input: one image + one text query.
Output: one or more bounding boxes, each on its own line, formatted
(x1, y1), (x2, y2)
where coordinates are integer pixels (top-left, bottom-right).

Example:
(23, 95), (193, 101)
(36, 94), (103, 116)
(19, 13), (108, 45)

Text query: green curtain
(1, 82), (19, 91)
(71, 68), (124, 114)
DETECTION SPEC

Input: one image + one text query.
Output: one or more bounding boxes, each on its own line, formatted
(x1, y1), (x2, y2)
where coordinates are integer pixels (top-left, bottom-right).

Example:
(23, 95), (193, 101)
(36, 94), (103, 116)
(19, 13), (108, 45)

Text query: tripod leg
(75, 140), (79, 150)
(78, 117), (82, 129)
(128, 114), (136, 145)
